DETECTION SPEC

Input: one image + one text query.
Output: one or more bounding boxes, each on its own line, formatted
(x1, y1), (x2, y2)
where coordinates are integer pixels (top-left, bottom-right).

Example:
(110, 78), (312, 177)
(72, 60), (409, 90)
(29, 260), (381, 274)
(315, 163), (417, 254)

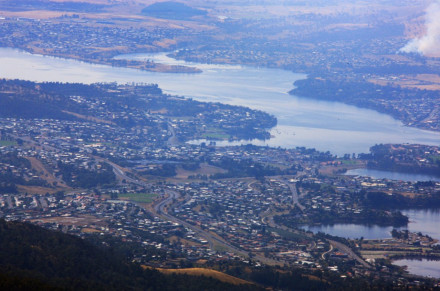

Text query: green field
(340, 159), (358, 165)
(267, 227), (311, 242)
(0, 140), (17, 146)
(118, 193), (158, 203)
(200, 127), (231, 140)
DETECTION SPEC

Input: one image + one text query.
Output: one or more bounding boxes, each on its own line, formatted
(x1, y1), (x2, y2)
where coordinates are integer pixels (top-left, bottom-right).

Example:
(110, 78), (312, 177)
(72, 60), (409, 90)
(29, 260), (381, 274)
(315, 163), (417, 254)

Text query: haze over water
(1, 48), (439, 156)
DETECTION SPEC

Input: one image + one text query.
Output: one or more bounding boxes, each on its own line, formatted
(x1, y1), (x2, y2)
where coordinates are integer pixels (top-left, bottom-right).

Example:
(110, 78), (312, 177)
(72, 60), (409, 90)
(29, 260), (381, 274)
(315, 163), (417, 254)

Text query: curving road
(328, 239), (372, 269)
(152, 189), (282, 266)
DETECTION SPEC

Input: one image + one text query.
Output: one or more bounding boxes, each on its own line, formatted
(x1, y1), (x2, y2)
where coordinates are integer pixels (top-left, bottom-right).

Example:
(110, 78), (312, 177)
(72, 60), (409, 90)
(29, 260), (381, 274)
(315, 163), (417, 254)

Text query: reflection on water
(303, 223), (399, 240)
(393, 258), (440, 278)
(346, 168), (440, 182)
(303, 209), (440, 241)
(0, 48), (439, 156)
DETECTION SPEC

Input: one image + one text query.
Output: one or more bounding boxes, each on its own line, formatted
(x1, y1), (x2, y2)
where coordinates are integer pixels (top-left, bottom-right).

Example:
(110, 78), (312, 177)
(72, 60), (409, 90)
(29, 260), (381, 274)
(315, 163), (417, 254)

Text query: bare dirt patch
(31, 214), (108, 227)
(62, 110), (115, 125)
(156, 268), (253, 286)
(26, 157), (68, 187)
(175, 163), (226, 179)
(369, 74), (440, 91)
(17, 185), (61, 195)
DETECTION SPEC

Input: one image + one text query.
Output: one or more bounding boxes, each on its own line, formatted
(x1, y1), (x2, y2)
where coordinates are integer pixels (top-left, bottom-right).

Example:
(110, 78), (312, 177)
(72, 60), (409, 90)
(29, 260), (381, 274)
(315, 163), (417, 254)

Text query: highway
(328, 239), (372, 269)
(166, 121), (179, 146)
(262, 205), (372, 268)
(152, 189), (282, 266)
(274, 178), (305, 211)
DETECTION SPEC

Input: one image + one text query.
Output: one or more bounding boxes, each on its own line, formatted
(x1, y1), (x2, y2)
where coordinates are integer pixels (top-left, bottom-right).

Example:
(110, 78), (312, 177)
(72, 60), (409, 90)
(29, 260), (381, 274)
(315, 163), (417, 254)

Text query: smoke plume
(400, 0), (440, 56)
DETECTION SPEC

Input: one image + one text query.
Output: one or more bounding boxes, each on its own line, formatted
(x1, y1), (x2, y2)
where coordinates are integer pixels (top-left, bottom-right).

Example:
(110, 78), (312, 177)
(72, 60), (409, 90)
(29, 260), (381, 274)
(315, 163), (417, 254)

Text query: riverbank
(290, 76), (440, 133)
(11, 46), (201, 74)
(1, 47), (440, 156)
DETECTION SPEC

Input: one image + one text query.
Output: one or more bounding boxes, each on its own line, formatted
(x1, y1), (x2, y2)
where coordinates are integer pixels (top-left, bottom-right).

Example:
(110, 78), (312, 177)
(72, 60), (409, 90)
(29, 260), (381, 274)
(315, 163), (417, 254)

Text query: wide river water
(303, 209), (440, 240)
(346, 168), (440, 182)
(2, 47), (440, 277)
(1, 48), (439, 156)
(392, 258), (440, 279)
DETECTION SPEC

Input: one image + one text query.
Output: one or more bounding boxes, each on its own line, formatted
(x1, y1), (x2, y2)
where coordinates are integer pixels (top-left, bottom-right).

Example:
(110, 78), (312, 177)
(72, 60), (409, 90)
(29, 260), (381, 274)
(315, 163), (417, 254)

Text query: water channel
(345, 168), (440, 182)
(1, 48), (439, 156)
(1, 47), (440, 276)
(392, 258), (440, 279)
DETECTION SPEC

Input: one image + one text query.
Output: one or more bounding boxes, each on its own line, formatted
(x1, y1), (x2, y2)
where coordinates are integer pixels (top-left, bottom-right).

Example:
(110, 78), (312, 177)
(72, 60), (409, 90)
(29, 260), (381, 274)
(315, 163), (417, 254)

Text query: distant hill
(141, 1), (207, 20)
(0, 219), (257, 290)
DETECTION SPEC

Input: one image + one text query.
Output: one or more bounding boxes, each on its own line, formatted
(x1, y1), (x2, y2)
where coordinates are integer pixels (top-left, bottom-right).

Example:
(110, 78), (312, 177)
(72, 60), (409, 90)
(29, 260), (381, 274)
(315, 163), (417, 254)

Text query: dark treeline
(290, 76), (440, 125)
(366, 144), (440, 177)
(57, 161), (116, 188)
(208, 156), (296, 179)
(0, 79), (276, 140)
(0, 219), (258, 290)
(365, 191), (440, 209)
(275, 207), (408, 228)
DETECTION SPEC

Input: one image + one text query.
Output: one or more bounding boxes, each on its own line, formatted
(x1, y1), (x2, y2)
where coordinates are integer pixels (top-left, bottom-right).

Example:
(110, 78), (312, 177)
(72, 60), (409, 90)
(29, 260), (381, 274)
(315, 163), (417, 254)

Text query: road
(328, 240), (372, 269)
(10, 132), (143, 188)
(321, 243), (333, 260)
(166, 121), (179, 146)
(274, 178), (305, 211)
(105, 160), (150, 187)
(262, 205), (372, 268)
(287, 181), (304, 211)
(152, 189), (282, 266)
(421, 107), (439, 124)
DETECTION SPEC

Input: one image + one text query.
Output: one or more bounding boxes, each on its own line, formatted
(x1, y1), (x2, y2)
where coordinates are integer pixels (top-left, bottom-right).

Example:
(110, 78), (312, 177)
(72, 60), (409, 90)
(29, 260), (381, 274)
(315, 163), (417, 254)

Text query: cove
(303, 209), (440, 240)
(0, 47), (439, 156)
(345, 168), (440, 182)
(392, 258), (440, 278)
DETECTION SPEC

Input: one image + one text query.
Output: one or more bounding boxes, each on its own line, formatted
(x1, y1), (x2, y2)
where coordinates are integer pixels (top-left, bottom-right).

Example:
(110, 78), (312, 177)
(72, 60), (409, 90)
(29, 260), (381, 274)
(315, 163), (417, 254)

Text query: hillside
(0, 219), (257, 290)
(141, 2), (207, 20)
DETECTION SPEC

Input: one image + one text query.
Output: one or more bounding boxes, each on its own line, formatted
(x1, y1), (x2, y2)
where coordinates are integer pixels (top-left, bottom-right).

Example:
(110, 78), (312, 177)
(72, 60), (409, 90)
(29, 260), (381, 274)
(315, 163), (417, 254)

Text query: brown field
(17, 185), (61, 195)
(168, 235), (198, 247)
(319, 161), (365, 176)
(175, 163), (226, 179)
(26, 156), (69, 187)
(369, 74), (440, 91)
(62, 110), (115, 125)
(81, 227), (102, 233)
(31, 214), (108, 227)
(48, 0), (115, 3)
(154, 268), (253, 285)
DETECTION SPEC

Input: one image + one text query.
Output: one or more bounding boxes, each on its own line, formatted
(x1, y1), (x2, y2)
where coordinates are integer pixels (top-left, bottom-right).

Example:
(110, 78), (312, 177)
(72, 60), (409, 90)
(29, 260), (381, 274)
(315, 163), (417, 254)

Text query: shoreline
(7, 45), (439, 134)
(7, 46), (202, 74)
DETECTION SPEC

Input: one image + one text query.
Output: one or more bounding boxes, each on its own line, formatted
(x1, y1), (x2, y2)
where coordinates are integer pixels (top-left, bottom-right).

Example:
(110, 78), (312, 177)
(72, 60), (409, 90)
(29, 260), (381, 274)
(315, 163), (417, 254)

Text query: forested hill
(0, 219), (256, 290)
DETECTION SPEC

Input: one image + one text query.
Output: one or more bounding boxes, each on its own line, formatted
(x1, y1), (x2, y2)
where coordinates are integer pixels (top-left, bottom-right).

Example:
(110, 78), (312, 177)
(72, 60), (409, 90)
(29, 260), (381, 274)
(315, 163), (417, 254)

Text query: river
(1, 47), (439, 156)
(303, 209), (440, 240)
(345, 168), (440, 182)
(392, 258), (440, 279)
(2, 47), (440, 277)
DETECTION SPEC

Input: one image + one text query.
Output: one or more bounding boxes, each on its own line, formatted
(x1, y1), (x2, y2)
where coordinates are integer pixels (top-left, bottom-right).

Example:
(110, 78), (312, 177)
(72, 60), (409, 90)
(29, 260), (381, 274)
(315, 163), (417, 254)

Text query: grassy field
(155, 268), (253, 286)
(268, 226), (310, 241)
(0, 140), (17, 146)
(341, 159), (358, 165)
(118, 193), (158, 203)
(200, 127), (231, 140)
